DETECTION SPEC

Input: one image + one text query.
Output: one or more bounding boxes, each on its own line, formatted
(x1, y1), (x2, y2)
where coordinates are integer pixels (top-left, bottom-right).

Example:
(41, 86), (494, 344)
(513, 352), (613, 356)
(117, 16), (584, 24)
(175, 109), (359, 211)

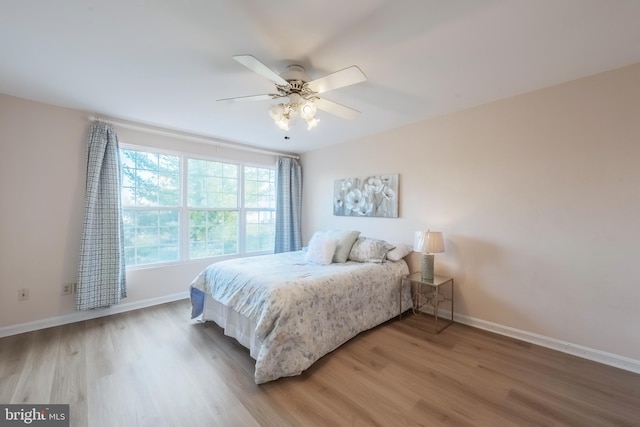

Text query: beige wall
(301, 63), (640, 362)
(1, 96), (86, 327)
(0, 94), (276, 330)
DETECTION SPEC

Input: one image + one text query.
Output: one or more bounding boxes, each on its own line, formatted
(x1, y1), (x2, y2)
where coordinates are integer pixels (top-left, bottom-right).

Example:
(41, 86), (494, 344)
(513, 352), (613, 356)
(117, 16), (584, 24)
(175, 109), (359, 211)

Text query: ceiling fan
(217, 55), (367, 130)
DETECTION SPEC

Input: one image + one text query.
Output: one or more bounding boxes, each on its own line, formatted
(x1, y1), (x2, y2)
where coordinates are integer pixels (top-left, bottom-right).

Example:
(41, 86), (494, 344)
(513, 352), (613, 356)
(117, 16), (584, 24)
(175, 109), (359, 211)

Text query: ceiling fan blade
(232, 55), (288, 86)
(314, 97), (360, 120)
(307, 66), (366, 94)
(216, 94), (278, 104)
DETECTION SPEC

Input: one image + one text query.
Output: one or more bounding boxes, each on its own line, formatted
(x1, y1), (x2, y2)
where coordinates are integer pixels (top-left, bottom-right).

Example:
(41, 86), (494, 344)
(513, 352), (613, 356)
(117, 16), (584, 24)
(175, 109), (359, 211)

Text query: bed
(189, 232), (413, 384)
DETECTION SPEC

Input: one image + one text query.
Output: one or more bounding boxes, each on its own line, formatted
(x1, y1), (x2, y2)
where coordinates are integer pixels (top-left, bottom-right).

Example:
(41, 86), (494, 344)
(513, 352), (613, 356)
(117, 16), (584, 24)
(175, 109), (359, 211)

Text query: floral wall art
(333, 174), (399, 217)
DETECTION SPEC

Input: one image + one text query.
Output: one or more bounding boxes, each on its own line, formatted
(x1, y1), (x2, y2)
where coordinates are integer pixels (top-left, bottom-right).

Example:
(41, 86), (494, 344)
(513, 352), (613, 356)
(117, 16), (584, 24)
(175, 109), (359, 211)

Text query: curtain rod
(88, 116), (300, 159)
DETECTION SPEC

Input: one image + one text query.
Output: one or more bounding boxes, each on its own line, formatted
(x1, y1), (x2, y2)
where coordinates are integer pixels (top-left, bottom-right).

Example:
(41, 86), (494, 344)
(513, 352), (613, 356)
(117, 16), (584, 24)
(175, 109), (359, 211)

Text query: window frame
(120, 143), (276, 270)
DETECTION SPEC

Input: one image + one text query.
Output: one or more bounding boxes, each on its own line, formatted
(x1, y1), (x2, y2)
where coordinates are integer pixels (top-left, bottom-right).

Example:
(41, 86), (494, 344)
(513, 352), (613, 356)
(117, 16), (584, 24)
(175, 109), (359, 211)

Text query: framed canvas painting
(333, 174), (398, 217)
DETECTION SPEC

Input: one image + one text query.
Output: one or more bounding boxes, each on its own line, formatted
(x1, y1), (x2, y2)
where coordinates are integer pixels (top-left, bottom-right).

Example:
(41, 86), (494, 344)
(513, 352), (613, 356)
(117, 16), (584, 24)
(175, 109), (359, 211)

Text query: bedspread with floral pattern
(190, 251), (411, 383)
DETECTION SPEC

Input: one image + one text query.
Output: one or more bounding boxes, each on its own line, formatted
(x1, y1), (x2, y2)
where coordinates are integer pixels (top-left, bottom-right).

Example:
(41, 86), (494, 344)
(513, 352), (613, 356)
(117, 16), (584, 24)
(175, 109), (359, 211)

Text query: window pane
(122, 208), (180, 266)
(188, 159), (238, 209)
(159, 246), (179, 262)
(159, 190), (179, 206)
(245, 210), (275, 252)
(189, 209), (238, 258)
(121, 149), (180, 208)
(188, 177), (206, 207)
(159, 172), (179, 190)
(245, 167), (257, 181)
(121, 186), (135, 207)
(121, 152), (135, 168)
(223, 163), (236, 176)
(244, 166), (276, 209)
(136, 151), (158, 170)
(159, 154), (179, 172)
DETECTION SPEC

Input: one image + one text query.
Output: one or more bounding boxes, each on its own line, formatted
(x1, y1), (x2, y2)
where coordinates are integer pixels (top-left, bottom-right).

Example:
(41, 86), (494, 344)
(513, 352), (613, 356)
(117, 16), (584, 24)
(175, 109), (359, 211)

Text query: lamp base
(421, 253), (434, 282)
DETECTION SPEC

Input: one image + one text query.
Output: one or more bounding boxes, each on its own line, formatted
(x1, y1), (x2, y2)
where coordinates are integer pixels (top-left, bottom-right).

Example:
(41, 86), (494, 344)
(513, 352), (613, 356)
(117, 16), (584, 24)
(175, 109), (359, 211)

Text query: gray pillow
(348, 237), (395, 264)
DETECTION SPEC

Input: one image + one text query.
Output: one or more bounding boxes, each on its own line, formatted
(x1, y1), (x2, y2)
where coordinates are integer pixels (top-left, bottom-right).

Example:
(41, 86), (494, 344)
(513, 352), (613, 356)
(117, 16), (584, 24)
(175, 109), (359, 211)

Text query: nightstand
(399, 272), (454, 334)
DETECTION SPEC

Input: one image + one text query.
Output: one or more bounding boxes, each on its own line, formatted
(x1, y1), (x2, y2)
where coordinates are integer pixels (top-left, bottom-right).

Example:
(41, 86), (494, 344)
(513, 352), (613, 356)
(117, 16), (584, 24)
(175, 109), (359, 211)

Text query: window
(121, 149), (181, 266)
(120, 146), (276, 267)
(244, 166), (276, 252)
(188, 159), (239, 259)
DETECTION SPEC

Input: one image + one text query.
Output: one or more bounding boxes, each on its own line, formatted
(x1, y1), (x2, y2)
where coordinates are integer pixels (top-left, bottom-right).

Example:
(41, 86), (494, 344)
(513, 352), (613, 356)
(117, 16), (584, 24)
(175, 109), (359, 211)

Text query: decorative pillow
(386, 243), (413, 262)
(304, 232), (338, 265)
(348, 237), (395, 264)
(325, 230), (361, 263)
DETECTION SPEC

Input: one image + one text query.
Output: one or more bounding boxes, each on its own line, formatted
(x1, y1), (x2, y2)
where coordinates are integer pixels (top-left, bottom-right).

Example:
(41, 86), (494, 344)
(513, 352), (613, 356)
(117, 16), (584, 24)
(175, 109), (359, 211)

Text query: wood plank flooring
(1, 299), (639, 426)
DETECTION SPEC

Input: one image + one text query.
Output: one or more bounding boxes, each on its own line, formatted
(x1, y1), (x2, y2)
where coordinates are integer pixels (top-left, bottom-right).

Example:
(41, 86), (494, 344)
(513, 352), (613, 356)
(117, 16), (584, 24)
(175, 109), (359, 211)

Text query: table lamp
(414, 230), (444, 282)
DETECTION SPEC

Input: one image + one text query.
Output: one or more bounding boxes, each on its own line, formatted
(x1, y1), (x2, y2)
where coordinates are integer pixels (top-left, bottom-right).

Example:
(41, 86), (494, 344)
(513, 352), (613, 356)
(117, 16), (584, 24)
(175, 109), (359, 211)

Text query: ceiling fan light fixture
(300, 100), (317, 120)
(269, 96), (319, 131)
(275, 116), (290, 131)
(268, 103), (291, 131)
(288, 92), (303, 105)
(305, 116), (320, 130)
(269, 93), (320, 131)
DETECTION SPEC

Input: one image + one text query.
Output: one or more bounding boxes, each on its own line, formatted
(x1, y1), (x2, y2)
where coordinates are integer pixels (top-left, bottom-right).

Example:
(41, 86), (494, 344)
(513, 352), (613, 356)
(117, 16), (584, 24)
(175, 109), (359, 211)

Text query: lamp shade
(413, 230), (444, 254)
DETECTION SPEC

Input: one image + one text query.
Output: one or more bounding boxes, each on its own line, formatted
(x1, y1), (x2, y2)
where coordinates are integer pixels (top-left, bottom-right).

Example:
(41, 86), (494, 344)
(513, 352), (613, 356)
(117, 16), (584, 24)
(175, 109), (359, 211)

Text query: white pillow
(324, 230), (361, 263)
(304, 232), (338, 265)
(386, 243), (413, 261)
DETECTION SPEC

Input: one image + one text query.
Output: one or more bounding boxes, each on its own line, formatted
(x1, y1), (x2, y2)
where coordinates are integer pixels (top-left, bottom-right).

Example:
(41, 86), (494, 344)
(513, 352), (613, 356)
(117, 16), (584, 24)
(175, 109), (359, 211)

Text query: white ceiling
(1, 1), (640, 154)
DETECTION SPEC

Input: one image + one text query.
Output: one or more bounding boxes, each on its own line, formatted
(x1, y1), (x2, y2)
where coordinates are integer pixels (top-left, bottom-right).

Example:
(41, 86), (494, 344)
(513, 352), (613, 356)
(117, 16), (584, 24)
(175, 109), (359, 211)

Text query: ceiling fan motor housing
(288, 80), (305, 92)
(277, 80), (316, 99)
(277, 65), (316, 98)
(280, 64), (308, 82)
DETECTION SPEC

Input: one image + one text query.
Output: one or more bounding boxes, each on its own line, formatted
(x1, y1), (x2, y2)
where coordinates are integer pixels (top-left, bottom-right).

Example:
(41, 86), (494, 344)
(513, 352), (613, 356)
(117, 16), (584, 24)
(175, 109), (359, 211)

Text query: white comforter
(190, 251), (412, 383)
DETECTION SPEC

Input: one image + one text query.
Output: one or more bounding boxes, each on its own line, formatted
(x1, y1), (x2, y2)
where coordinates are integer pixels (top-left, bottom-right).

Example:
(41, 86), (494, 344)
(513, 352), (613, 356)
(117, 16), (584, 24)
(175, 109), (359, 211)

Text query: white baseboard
(454, 313), (640, 375)
(0, 292), (189, 339)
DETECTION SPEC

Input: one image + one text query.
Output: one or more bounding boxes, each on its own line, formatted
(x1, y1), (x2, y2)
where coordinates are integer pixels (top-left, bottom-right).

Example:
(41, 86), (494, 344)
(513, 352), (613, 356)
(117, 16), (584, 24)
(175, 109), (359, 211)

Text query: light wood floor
(1, 300), (639, 427)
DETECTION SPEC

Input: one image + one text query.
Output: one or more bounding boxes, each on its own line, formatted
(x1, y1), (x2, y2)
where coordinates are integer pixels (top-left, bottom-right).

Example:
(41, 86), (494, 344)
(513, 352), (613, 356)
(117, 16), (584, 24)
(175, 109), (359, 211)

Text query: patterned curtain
(76, 121), (126, 310)
(274, 156), (303, 253)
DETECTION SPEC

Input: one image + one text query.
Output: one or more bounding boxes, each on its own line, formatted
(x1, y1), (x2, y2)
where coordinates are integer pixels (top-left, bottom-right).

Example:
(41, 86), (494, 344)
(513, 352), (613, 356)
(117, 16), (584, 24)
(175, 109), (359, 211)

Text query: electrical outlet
(62, 283), (77, 295)
(18, 288), (29, 301)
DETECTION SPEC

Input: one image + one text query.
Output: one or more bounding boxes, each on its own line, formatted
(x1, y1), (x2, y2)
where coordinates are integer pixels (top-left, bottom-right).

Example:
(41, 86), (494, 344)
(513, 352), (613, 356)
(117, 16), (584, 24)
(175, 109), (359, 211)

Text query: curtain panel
(274, 157), (303, 253)
(76, 121), (126, 310)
